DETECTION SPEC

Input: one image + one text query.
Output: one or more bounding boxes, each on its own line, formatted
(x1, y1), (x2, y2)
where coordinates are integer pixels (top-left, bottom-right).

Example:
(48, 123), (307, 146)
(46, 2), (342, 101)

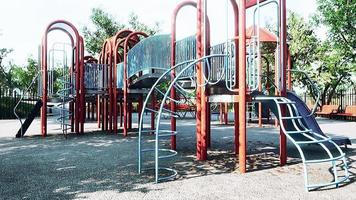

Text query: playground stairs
(138, 63), (196, 183)
(252, 94), (350, 191)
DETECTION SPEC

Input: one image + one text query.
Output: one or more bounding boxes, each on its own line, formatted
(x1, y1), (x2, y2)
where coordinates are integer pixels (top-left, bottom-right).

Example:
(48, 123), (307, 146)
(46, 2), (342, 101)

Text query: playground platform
(0, 116), (355, 199)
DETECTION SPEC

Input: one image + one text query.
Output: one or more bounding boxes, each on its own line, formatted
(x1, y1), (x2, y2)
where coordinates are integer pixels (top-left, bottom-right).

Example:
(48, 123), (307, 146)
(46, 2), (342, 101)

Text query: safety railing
(84, 63), (107, 91)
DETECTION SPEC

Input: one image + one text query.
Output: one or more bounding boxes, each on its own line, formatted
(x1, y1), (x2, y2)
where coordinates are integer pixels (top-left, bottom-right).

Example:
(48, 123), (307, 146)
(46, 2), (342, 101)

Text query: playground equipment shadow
(0, 116), (355, 199)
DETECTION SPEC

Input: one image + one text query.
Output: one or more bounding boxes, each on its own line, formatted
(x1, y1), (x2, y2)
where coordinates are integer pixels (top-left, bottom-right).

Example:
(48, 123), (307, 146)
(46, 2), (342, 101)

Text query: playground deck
(0, 116), (355, 199)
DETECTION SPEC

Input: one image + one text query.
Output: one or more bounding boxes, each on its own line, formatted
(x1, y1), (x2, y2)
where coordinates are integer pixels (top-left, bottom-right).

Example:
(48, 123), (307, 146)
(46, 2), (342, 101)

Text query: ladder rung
(141, 148), (178, 159)
(158, 130), (178, 137)
(281, 116), (303, 120)
(305, 153), (346, 164)
(277, 101), (296, 104)
(158, 149), (178, 159)
(286, 129), (312, 134)
(295, 138), (331, 144)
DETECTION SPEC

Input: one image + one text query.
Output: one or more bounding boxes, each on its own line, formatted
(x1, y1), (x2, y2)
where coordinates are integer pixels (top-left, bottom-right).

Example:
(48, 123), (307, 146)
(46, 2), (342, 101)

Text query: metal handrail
(13, 71), (41, 137)
(288, 69), (321, 116)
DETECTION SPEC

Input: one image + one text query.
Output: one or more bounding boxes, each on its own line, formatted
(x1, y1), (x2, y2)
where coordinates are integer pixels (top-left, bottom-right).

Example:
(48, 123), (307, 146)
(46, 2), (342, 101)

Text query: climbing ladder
(252, 95), (349, 191)
(138, 54), (228, 182)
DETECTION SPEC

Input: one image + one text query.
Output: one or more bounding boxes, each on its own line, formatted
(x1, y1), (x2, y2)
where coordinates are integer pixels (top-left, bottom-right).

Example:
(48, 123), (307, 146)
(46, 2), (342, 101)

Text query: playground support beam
(279, 0), (287, 166)
(287, 48), (292, 90)
(171, 0), (201, 150)
(123, 31), (148, 136)
(238, 0), (247, 173)
(79, 36), (85, 134)
(196, 0), (207, 160)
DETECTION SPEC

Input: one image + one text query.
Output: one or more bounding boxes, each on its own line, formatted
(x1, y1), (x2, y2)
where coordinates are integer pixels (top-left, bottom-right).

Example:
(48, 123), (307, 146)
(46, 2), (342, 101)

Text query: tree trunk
(321, 84), (329, 105)
(326, 75), (346, 105)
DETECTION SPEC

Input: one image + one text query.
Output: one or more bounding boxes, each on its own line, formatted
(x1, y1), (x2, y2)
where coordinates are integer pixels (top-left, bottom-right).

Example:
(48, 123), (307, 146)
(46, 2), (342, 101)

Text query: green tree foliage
(287, 12), (319, 68)
(9, 57), (39, 92)
(83, 8), (160, 56)
(314, 0), (356, 63)
(286, 8), (355, 105)
(0, 48), (13, 88)
(312, 0), (356, 104)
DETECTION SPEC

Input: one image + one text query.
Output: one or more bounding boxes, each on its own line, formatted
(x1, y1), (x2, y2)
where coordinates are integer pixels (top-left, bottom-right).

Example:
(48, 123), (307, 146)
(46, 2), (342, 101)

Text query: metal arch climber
(40, 20), (85, 137)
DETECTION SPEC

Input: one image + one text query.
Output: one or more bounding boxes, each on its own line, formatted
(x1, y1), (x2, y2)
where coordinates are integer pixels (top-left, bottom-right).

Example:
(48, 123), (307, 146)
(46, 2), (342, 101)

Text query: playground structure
(13, 0), (351, 192)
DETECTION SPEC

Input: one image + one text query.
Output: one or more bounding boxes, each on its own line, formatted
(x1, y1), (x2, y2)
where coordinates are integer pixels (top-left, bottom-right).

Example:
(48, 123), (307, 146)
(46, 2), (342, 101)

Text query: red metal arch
(122, 31), (149, 136)
(41, 20), (84, 137)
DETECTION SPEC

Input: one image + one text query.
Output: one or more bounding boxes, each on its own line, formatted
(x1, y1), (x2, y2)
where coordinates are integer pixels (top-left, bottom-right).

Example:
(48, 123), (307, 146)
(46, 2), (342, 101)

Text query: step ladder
(253, 95), (349, 191)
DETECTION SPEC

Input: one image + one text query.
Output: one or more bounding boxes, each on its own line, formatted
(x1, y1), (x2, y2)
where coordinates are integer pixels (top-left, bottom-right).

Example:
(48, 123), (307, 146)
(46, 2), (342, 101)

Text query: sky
(0, 0), (319, 66)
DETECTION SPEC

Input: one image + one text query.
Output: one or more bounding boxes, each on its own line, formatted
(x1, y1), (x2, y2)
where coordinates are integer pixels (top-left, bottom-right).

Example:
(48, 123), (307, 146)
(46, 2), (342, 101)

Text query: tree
(287, 12), (319, 69)
(0, 48), (13, 88)
(11, 57), (39, 92)
(314, 0), (356, 63)
(312, 0), (356, 104)
(285, 10), (355, 105)
(83, 8), (160, 56)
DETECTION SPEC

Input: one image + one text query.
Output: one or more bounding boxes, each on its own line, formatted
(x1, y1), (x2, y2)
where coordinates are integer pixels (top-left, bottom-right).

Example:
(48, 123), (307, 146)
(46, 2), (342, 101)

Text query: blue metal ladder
(253, 95), (350, 191)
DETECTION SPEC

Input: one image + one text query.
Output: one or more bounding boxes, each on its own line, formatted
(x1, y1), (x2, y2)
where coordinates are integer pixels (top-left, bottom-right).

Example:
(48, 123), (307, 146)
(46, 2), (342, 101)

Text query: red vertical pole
(230, 0), (239, 155)
(128, 102), (132, 129)
(224, 102), (228, 124)
(238, 0), (247, 173)
(41, 39), (47, 137)
(75, 41), (80, 134)
(97, 95), (101, 128)
(219, 103), (223, 124)
(80, 37), (85, 134)
(287, 48), (292, 91)
(196, 0), (207, 160)
(113, 44), (119, 134)
(119, 99), (123, 127)
(108, 44), (113, 132)
(170, 12), (177, 151)
(258, 53), (262, 128)
(91, 101), (95, 120)
(279, 0), (287, 166)
(123, 49), (128, 136)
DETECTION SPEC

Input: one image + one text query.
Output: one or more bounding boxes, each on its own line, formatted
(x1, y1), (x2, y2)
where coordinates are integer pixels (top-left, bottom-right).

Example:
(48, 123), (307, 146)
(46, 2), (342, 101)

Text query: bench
(336, 105), (356, 120)
(315, 105), (339, 118)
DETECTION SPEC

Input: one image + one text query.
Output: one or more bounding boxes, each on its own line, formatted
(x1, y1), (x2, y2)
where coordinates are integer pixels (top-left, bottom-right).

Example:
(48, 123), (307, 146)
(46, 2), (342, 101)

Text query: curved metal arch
(41, 20), (84, 137)
(122, 31), (149, 136)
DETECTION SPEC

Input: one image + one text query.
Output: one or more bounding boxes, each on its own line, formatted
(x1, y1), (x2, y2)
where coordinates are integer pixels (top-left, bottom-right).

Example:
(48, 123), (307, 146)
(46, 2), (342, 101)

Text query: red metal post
(80, 36), (85, 134)
(287, 48), (292, 91)
(41, 38), (47, 137)
(279, 0), (287, 166)
(238, 0), (247, 173)
(224, 102), (228, 125)
(230, 0), (240, 155)
(123, 32), (148, 136)
(196, 0), (207, 160)
(171, 0), (197, 150)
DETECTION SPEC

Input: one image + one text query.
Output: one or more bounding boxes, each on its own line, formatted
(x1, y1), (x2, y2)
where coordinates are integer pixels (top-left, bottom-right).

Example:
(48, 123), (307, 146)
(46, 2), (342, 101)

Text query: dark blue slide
(286, 91), (351, 147)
